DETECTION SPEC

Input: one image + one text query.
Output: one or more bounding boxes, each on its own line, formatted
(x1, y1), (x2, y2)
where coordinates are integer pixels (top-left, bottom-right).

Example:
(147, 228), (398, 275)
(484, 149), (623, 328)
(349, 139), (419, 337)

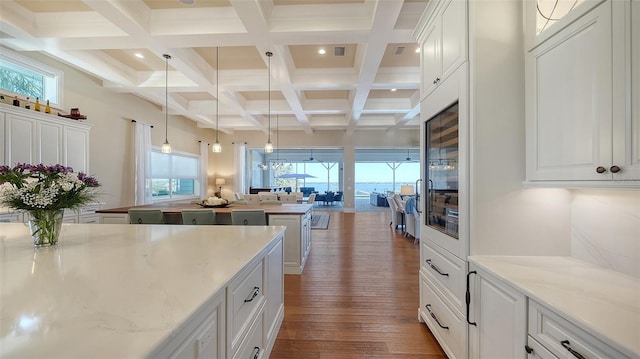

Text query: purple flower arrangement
(0, 163), (101, 211)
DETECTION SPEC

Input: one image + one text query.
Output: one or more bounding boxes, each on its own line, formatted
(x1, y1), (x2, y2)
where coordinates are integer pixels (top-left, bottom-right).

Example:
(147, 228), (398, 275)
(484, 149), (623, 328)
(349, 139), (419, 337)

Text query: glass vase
(28, 209), (65, 247)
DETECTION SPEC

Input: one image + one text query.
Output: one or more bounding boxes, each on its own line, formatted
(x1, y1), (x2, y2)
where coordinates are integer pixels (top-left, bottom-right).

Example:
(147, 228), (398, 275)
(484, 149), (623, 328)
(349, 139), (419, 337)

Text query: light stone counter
(0, 223), (285, 358)
(468, 256), (640, 357)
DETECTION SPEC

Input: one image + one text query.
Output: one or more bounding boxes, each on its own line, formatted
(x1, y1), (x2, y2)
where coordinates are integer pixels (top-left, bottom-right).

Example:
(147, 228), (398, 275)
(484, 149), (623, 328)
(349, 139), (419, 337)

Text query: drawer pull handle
(525, 345), (533, 354)
(252, 346), (261, 359)
(425, 304), (449, 330)
(244, 286), (260, 303)
(561, 340), (586, 359)
(426, 259), (449, 276)
(466, 271), (477, 326)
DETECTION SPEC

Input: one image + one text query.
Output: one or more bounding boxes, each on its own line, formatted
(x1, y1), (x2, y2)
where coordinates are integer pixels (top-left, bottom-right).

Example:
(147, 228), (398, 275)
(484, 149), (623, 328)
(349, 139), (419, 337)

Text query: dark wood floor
(270, 212), (447, 358)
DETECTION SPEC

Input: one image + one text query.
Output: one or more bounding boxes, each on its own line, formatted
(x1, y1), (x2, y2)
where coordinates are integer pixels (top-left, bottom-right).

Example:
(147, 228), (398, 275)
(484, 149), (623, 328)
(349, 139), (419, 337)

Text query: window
(151, 151), (200, 201)
(0, 48), (63, 107)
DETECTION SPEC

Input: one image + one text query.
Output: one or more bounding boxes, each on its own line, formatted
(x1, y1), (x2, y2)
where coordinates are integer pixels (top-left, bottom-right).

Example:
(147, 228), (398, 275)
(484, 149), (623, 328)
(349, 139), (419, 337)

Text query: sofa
(370, 192), (389, 207)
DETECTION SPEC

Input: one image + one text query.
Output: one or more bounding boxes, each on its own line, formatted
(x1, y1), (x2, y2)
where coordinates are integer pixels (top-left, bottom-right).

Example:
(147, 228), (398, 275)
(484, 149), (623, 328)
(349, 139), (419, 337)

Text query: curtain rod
(131, 119), (153, 128)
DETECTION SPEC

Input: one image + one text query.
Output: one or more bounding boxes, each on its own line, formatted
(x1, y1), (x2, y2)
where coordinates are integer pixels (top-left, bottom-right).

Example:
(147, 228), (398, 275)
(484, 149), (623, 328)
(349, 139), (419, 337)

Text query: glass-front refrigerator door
(424, 102), (459, 239)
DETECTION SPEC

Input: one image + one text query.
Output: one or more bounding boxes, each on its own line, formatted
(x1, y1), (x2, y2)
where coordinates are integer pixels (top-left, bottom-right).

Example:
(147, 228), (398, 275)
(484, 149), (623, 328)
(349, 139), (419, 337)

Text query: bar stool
(128, 209), (165, 224)
(181, 209), (216, 225)
(231, 209), (267, 226)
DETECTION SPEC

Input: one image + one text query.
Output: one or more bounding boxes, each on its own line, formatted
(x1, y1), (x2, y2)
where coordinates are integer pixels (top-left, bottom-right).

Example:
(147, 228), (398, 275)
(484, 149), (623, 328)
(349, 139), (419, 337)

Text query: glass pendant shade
(161, 141), (172, 154)
(264, 141), (273, 153)
(212, 141), (222, 153)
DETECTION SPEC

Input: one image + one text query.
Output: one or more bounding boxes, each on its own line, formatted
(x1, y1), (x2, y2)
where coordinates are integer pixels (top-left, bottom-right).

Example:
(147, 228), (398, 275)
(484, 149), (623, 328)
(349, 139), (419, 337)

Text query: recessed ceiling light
(390, 88), (397, 92)
(134, 53), (144, 59)
(415, 47), (420, 53)
(318, 48), (326, 55)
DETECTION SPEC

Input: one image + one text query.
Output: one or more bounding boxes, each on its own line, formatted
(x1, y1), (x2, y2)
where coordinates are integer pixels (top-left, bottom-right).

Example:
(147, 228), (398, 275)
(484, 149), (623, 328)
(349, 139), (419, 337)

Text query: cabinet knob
(433, 78), (438, 84)
(610, 165), (621, 173)
(596, 166), (607, 174)
(524, 345), (533, 354)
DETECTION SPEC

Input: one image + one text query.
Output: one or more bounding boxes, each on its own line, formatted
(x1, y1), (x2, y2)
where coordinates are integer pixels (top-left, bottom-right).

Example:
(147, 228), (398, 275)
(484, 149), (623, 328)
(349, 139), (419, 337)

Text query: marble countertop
(0, 223), (285, 358)
(468, 256), (640, 357)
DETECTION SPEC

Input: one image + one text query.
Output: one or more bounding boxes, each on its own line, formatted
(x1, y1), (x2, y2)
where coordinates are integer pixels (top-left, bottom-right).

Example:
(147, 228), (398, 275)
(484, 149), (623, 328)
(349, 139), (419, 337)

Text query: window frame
(150, 148), (200, 203)
(0, 47), (64, 108)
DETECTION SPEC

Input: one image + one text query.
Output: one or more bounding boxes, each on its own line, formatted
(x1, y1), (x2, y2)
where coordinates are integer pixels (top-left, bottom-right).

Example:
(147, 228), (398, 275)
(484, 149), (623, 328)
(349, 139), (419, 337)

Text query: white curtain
(134, 122), (153, 205)
(234, 142), (246, 194)
(199, 141), (209, 199)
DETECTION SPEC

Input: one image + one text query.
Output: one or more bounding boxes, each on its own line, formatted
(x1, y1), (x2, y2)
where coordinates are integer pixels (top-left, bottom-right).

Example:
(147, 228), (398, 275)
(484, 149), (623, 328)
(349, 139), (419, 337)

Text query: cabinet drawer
(527, 336), (557, 359)
(421, 241), (465, 314)
(228, 260), (264, 351)
(233, 311), (264, 359)
(528, 300), (630, 359)
(419, 271), (466, 359)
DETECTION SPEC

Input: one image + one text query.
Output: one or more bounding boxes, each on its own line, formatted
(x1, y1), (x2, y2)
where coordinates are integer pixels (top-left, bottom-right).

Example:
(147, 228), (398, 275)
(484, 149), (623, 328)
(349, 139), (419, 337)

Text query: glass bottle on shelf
(424, 102), (459, 239)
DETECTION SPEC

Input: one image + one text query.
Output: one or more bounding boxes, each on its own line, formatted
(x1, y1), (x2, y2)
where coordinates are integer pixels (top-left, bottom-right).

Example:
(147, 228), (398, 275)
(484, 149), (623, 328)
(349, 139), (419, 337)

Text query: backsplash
(571, 189), (640, 278)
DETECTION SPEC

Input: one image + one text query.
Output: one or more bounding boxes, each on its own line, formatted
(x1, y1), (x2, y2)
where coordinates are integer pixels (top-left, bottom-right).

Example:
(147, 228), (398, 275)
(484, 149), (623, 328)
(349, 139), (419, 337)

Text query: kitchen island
(0, 223), (285, 358)
(97, 202), (313, 274)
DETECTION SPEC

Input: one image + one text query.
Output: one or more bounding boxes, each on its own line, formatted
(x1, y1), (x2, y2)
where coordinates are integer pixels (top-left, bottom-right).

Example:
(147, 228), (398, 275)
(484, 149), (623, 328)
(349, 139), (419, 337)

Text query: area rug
(311, 214), (330, 229)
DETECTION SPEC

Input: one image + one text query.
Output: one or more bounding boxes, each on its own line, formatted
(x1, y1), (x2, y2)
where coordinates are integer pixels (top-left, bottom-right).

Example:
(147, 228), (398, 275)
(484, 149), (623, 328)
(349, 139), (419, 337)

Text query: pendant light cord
(215, 47), (219, 143)
(163, 54), (170, 143)
(267, 51), (272, 143)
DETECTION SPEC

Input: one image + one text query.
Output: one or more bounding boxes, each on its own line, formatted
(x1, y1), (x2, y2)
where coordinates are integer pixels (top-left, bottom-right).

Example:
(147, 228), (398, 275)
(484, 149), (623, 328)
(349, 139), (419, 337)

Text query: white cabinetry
(414, 0), (525, 358)
(417, 0), (466, 100)
(269, 209), (311, 274)
(525, 0), (640, 185)
(1, 103), (91, 173)
(468, 264), (527, 359)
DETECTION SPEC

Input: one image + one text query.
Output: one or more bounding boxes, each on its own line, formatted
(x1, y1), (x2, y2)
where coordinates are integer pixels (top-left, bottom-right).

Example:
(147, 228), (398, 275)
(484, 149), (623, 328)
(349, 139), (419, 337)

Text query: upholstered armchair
(404, 196), (420, 243)
(387, 195), (404, 230)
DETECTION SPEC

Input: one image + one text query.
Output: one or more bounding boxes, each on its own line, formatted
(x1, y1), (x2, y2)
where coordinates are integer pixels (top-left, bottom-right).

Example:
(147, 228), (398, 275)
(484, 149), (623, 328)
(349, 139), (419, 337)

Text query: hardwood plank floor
(271, 212), (447, 358)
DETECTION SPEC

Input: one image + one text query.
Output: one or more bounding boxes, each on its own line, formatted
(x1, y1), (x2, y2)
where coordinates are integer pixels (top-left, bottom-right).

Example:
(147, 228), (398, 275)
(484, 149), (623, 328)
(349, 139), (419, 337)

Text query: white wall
(571, 189), (640, 278)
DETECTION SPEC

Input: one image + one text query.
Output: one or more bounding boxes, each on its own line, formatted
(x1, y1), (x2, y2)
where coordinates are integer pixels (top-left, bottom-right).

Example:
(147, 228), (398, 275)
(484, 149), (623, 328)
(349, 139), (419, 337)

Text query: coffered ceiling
(0, 0), (427, 135)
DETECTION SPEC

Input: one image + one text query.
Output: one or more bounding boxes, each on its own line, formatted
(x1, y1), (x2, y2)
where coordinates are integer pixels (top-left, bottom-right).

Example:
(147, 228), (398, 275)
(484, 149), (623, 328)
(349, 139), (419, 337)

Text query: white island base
(0, 223), (285, 359)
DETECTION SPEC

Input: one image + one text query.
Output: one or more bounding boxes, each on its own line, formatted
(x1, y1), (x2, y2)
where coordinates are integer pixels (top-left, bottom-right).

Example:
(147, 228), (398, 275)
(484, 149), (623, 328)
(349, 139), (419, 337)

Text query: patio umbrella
(277, 173), (316, 191)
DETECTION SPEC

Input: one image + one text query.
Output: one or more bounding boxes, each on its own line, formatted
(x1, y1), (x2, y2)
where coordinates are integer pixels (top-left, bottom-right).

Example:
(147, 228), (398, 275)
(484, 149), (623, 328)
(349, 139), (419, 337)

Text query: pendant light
(264, 51), (274, 154)
(161, 53), (172, 154)
(212, 47), (222, 153)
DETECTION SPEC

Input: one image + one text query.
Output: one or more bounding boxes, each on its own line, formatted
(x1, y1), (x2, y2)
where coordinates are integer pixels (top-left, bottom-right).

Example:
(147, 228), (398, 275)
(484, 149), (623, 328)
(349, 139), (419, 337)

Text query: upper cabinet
(415, 0), (467, 101)
(1, 103), (91, 173)
(525, 0), (640, 186)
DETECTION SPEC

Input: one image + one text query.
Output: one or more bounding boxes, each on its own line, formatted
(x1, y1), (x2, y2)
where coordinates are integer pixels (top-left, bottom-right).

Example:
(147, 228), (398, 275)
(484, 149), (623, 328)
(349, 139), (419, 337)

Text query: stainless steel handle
(252, 346), (261, 359)
(244, 286), (260, 303)
(427, 179), (433, 221)
(425, 304), (449, 329)
(426, 259), (449, 276)
(415, 179), (422, 214)
(561, 340), (586, 359)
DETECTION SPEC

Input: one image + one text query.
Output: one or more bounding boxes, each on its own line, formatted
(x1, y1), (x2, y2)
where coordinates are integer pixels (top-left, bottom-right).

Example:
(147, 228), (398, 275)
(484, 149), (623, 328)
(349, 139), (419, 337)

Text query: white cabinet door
(526, 1), (613, 181)
(468, 266), (527, 359)
(0, 113), (5, 163)
(39, 121), (63, 166)
(5, 113), (36, 165)
(422, 21), (441, 97)
(263, 236), (284, 346)
(614, 0), (640, 180)
(418, 0), (467, 100)
(64, 126), (89, 173)
(439, 0), (466, 81)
